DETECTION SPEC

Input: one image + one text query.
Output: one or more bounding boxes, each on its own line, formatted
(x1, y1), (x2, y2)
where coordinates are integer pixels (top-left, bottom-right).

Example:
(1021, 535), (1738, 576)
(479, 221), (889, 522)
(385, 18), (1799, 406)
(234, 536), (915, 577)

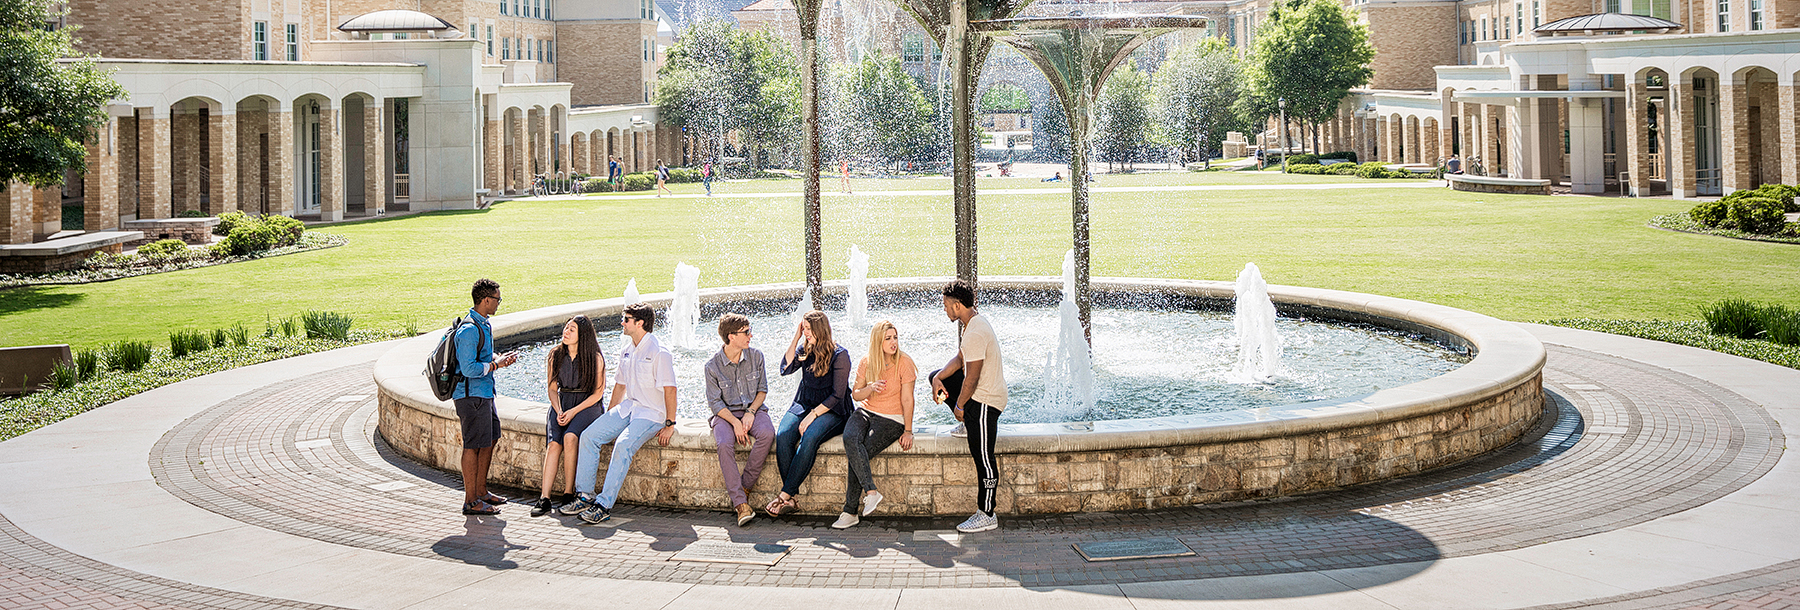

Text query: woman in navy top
(765, 310), (851, 516)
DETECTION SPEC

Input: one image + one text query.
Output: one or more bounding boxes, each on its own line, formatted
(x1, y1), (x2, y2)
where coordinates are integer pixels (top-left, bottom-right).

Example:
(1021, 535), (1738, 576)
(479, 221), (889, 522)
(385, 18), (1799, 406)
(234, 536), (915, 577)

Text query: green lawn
(4, 174), (1796, 350)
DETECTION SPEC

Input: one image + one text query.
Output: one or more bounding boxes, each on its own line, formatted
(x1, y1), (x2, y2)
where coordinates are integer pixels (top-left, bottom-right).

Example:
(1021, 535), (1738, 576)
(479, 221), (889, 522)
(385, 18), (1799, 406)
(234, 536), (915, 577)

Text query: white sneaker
(956, 511), (998, 533)
(950, 423), (968, 438)
(831, 512), (860, 529)
(860, 490), (883, 516)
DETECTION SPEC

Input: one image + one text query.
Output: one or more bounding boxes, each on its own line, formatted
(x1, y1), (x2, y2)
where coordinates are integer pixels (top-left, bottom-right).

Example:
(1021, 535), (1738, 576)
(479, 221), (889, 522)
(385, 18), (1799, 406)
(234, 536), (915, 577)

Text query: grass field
(4, 172), (1796, 350)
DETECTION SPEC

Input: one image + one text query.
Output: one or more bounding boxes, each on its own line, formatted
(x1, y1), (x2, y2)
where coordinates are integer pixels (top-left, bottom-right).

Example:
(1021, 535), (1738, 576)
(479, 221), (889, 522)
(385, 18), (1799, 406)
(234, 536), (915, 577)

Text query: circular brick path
(144, 346), (1778, 588)
(1, 337), (1794, 609)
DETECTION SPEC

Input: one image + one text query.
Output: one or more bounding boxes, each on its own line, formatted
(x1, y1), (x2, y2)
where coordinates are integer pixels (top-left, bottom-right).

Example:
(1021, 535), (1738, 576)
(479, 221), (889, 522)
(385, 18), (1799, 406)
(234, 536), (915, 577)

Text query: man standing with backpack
(453, 279), (519, 515)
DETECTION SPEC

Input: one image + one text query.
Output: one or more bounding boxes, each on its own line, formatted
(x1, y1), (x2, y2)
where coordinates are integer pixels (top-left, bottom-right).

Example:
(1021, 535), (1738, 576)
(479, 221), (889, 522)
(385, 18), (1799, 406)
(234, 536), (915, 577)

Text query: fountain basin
(373, 277), (1544, 515)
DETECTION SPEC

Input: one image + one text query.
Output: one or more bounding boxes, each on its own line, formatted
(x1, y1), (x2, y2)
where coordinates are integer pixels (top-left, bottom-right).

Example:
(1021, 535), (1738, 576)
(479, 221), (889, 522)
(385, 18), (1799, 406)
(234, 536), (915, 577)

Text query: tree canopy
(654, 19), (799, 168)
(1095, 61), (1152, 171)
(1151, 38), (1249, 165)
(0, 0), (126, 186)
(832, 52), (938, 168)
(1243, 0), (1374, 127)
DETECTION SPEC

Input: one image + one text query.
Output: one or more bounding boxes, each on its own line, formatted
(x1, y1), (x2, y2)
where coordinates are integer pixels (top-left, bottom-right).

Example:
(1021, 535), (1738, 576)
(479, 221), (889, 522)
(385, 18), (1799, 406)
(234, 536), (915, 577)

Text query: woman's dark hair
(550, 315), (602, 393)
(624, 302), (657, 333)
(942, 279), (975, 309)
(471, 278), (500, 306)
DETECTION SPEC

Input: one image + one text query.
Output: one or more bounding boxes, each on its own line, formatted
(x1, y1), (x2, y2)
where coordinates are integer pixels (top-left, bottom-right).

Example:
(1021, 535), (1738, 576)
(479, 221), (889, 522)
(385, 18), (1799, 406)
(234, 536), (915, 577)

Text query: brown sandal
(764, 494), (794, 517)
(462, 500), (500, 515)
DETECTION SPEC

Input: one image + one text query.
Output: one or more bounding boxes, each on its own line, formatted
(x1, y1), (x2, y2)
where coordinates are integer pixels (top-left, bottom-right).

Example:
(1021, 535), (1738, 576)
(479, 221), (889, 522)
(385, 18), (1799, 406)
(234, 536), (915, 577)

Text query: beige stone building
(2, 1), (683, 268)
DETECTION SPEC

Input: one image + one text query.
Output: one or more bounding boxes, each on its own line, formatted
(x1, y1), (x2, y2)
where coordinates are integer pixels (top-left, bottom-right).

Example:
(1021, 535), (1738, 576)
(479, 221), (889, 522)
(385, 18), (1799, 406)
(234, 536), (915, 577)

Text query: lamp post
(1277, 97), (1288, 174)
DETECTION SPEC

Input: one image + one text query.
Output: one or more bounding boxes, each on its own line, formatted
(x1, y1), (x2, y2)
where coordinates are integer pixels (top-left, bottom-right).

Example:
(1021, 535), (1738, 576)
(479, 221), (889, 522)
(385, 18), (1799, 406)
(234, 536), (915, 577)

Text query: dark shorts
(454, 396), (501, 450)
(546, 391), (603, 445)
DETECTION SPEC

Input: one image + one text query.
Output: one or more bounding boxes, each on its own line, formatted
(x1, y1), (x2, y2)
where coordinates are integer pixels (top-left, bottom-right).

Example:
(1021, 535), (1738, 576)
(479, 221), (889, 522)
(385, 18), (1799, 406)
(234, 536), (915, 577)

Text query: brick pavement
(0, 342), (1794, 608)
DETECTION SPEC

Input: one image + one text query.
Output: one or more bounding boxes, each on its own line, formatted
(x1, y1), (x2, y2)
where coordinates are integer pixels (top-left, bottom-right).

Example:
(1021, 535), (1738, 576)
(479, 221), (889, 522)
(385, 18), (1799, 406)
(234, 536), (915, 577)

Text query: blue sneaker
(557, 495), (594, 516)
(579, 503), (612, 525)
(956, 511), (998, 533)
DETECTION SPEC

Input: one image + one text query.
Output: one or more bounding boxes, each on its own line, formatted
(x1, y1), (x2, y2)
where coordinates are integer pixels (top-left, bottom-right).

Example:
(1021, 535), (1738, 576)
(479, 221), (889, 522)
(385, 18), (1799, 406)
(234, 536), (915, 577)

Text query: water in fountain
(670, 263), (701, 349)
(620, 278), (640, 351)
(1233, 263), (1282, 384)
(1041, 249), (1096, 417)
(846, 244), (869, 327)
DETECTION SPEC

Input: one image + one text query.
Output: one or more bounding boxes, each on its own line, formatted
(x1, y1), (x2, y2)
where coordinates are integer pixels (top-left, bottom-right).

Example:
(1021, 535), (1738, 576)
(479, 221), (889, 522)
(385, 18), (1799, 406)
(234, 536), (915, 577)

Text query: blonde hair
(863, 320), (910, 384)
(802, 310), (837, 378)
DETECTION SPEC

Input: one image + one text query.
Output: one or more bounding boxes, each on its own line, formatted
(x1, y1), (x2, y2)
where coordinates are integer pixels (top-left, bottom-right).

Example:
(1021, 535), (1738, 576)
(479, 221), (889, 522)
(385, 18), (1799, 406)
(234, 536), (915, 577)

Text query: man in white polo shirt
(559, 302), (678, 524)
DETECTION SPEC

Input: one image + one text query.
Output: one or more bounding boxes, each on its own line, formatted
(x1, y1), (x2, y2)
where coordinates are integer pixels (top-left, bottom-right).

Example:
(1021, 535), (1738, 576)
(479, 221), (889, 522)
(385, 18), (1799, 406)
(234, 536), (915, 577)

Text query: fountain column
(798, 0), (825, 304)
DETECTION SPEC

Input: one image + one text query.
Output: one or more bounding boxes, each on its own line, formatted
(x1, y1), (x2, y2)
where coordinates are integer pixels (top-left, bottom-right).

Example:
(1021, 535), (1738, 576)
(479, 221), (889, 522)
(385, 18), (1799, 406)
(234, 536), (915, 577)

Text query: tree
(1095, 61), (1153, 172)
(0, 0), (126, 186)
(836, 53), (936, 171)
(655, 19), (800, 169)
(1243, 0), (1374, 151)
(1152, 38), (1248, 167)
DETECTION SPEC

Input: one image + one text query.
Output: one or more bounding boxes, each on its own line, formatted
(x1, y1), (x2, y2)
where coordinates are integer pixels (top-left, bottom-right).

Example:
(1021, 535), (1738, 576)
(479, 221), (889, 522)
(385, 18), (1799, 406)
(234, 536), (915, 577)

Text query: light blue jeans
(574, 409), (667, 509)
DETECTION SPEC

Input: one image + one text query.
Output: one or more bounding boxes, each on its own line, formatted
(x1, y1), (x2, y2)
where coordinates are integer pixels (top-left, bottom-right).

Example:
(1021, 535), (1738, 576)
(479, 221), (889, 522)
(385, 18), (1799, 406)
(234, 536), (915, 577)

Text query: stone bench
(124, 217), (219, 246)
(1448, 174), (1552, 195)
(0, 344), (72, 397)
(0, 231), (143, 274)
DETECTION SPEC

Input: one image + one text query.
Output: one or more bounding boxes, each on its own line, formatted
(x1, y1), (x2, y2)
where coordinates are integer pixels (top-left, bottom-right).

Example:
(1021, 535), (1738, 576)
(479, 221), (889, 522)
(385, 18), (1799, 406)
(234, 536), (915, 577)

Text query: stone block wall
(379, 374), (1542, 515)
(556, 21), (656, 106)
(124, 218), (219, 246)
(68, 0), (246, 60)
(1362, 4), (1457, 91)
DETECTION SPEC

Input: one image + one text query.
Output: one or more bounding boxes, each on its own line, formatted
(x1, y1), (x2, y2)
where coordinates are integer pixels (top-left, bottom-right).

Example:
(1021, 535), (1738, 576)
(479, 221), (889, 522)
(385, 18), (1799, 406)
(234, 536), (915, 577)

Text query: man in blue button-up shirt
(453, 279), (519, 515)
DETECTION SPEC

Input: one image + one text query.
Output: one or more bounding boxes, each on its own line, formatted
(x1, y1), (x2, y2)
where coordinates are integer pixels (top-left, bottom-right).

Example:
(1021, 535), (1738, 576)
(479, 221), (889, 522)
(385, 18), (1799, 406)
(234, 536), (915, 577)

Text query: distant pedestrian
(452, 279), (520, 515)
(608, 156), (621, 184)
(703, 160), (715, 196)
(840, 159), (852, 194)
(1042, 172), (1062, 183)
(928, 279), (1007, 533)
(656, 160), (674, 197)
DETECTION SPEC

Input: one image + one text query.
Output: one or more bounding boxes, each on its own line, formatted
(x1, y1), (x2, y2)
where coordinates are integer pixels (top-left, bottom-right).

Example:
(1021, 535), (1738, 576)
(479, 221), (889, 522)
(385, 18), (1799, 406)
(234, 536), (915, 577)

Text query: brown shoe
(735, 503), (755, 526)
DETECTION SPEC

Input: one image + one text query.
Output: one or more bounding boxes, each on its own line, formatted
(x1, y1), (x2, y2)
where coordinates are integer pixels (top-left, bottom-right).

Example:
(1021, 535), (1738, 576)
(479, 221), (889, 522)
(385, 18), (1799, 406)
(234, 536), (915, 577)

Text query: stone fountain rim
(372, 276), (1545, 455)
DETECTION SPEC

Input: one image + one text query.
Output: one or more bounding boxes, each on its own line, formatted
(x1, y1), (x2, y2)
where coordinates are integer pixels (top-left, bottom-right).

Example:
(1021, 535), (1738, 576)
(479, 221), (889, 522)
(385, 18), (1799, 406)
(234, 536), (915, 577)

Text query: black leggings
(936, 368), (1002, 515)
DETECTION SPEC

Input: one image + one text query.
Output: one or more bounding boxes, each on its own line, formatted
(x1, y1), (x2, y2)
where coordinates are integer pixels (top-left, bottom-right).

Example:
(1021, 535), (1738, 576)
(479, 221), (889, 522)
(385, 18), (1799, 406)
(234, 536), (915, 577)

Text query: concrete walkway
(0, 324), (1795, 609)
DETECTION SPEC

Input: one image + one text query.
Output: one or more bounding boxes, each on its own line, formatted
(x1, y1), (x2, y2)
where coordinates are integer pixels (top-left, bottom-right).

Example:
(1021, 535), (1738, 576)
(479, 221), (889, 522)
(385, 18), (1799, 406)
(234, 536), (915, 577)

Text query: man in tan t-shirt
(930, 279), (1006, 533)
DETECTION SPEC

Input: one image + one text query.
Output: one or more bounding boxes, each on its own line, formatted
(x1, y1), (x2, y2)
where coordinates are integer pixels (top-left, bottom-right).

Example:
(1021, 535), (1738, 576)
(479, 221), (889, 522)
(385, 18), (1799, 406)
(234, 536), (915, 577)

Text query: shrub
(260, 215), (305, 246)
(213, 223), (282, 256)
(1703, 299), (1766, 340)
(1322, 151), (1357, 163)
(1287, 153), (1319, 166)
(136, 238), (189, 258)
(74, 349), (99, 380)
(211, 328), (229, 348)
(619, 173), (654, 191)
(281, 316), (301, 337)
(1727, 196), (1787, 234)
(1753, 183), (1798, 212)
(176, 209), (206, 218)
(105, 340), (153, 372)
(169, 330), (212, 358)
(1689, 198), (1732, 227)
(214, 211), (249, 235)
(1355, 162), (1391, 179)
(302, 310), (354, 341)
(228, 324), (251, 346)
(1329, 164), (1359, 176)
(1782, 222), (1800, 238)
(581, 178), (613, 193)
(49, 360), (79, 390)
(1286, 163), (1328, 175)
(668, 168), (702, 183)
(1764, 305), (1800, 346)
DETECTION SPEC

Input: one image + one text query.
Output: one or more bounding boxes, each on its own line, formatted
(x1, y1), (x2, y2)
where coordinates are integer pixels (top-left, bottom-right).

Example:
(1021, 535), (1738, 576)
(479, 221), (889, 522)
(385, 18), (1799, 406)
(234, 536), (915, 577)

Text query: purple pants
(711, 410), (777, 506)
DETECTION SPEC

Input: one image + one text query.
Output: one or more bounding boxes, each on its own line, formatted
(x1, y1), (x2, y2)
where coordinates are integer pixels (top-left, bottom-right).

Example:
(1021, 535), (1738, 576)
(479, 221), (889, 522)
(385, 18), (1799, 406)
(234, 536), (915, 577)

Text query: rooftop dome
(337, 10), (457, 33)
(1533, 12), (1683, 35)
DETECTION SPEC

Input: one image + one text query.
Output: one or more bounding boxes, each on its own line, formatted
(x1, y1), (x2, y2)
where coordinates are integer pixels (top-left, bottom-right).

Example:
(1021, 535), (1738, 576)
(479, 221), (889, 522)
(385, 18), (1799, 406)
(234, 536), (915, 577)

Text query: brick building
(2, 0), (684, 260)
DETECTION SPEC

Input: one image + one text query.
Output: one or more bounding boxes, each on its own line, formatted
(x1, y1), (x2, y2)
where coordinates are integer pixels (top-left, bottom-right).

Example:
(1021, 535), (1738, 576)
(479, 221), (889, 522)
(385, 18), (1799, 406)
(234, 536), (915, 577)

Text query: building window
(537, 39), (543, 60)
(1479, 17), (1486, 40)
(500, 0), (507, 15)
(1718, 0), (1730, 31)
(1606, 0), (1620, 12)
(1533, 1), (1541, 26)
(487, 26), (494, 55)
(285, 23), (298, 60)
(514, 0), (521, 17)
(1504, 16), (1511, 37)
(1515, 4), (1523, 34)
(642, 39), (649, 62)
(1750, 0), (1763, 28)
(547, 40), (554, 63)
(902, 33), (924, 61)
(503, 37), (510, 59)
(254, 21), (267, 60)
(1459, 20), (1466, 44)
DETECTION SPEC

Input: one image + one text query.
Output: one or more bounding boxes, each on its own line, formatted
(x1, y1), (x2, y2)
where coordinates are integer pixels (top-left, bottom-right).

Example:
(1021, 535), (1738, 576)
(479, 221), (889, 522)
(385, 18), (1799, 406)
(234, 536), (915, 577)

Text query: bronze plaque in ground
(1074, 538), (1195, 562)
(670, 541), (792, 566)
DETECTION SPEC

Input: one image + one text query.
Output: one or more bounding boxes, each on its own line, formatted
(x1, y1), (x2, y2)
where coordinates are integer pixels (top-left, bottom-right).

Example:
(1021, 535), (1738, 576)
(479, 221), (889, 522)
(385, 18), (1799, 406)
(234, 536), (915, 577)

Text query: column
(572, 134), (588, 178)
(1719, 75), (1751, 192)
(364, 101), (385, 214)
(139, 107), (171, 219)
(1625, 80), (1655, 196)
(32, 184), (57, 240)
(318, 102), (343, 222)
(556, 126), (570, 176)
(624, 130), (637, 174)
(209, 109), (238, 215)
(1354, 115), (1369, 162)
(267, 105), (294, 216)
(588, 131), (602, 175)
(510, 113), (528, 193)
(1779, 81), (1799, 185)
(1567, 98), (1606, 194)
(2, 182), (31, 244)
(117, 114), (137, 220)
(1437, 111), (1454, 162)
(484, 111), (501, 194)
(1423, 117), (1440, 165)
(170, 110), (194, 214)
(83, 118), (120, 231)
(237, 106), (261, 214)
(1668, 78), (1696, 198)
(534, 111), (549, 176)
(1459, 102), (1475, 161)
(644, 129), (657, 167)
(1481, 104), (1501, 173)
(1507, 99), (1536, 179)
(1403, 117), (1421, 164)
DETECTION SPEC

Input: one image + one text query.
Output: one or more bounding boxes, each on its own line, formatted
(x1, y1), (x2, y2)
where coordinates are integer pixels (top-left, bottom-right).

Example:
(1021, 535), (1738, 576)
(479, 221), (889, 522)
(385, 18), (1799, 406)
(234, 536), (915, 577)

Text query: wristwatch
(664, 419), (677, 428)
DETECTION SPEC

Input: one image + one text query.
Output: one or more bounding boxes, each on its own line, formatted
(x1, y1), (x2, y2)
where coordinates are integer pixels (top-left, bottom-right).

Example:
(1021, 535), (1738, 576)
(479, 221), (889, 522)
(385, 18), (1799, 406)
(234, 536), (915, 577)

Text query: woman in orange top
(832, 320), (916, 529)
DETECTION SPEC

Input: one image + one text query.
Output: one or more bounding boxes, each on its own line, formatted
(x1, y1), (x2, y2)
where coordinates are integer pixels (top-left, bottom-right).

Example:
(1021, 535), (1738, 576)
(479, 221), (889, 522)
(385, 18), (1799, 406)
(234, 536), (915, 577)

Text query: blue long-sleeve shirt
(451, 309), (495, 400)
(781, 344), (850, 418)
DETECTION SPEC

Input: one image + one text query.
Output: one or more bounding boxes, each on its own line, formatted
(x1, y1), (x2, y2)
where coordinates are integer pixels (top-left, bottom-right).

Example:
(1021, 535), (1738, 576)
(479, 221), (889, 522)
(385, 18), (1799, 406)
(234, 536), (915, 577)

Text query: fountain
(622, 278), (639, 305)
(846, 245), (870, 327)
(1041, 250), (1095, 416)
(1233, 263), (1282, 383)
(669, 264), (701, 349)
